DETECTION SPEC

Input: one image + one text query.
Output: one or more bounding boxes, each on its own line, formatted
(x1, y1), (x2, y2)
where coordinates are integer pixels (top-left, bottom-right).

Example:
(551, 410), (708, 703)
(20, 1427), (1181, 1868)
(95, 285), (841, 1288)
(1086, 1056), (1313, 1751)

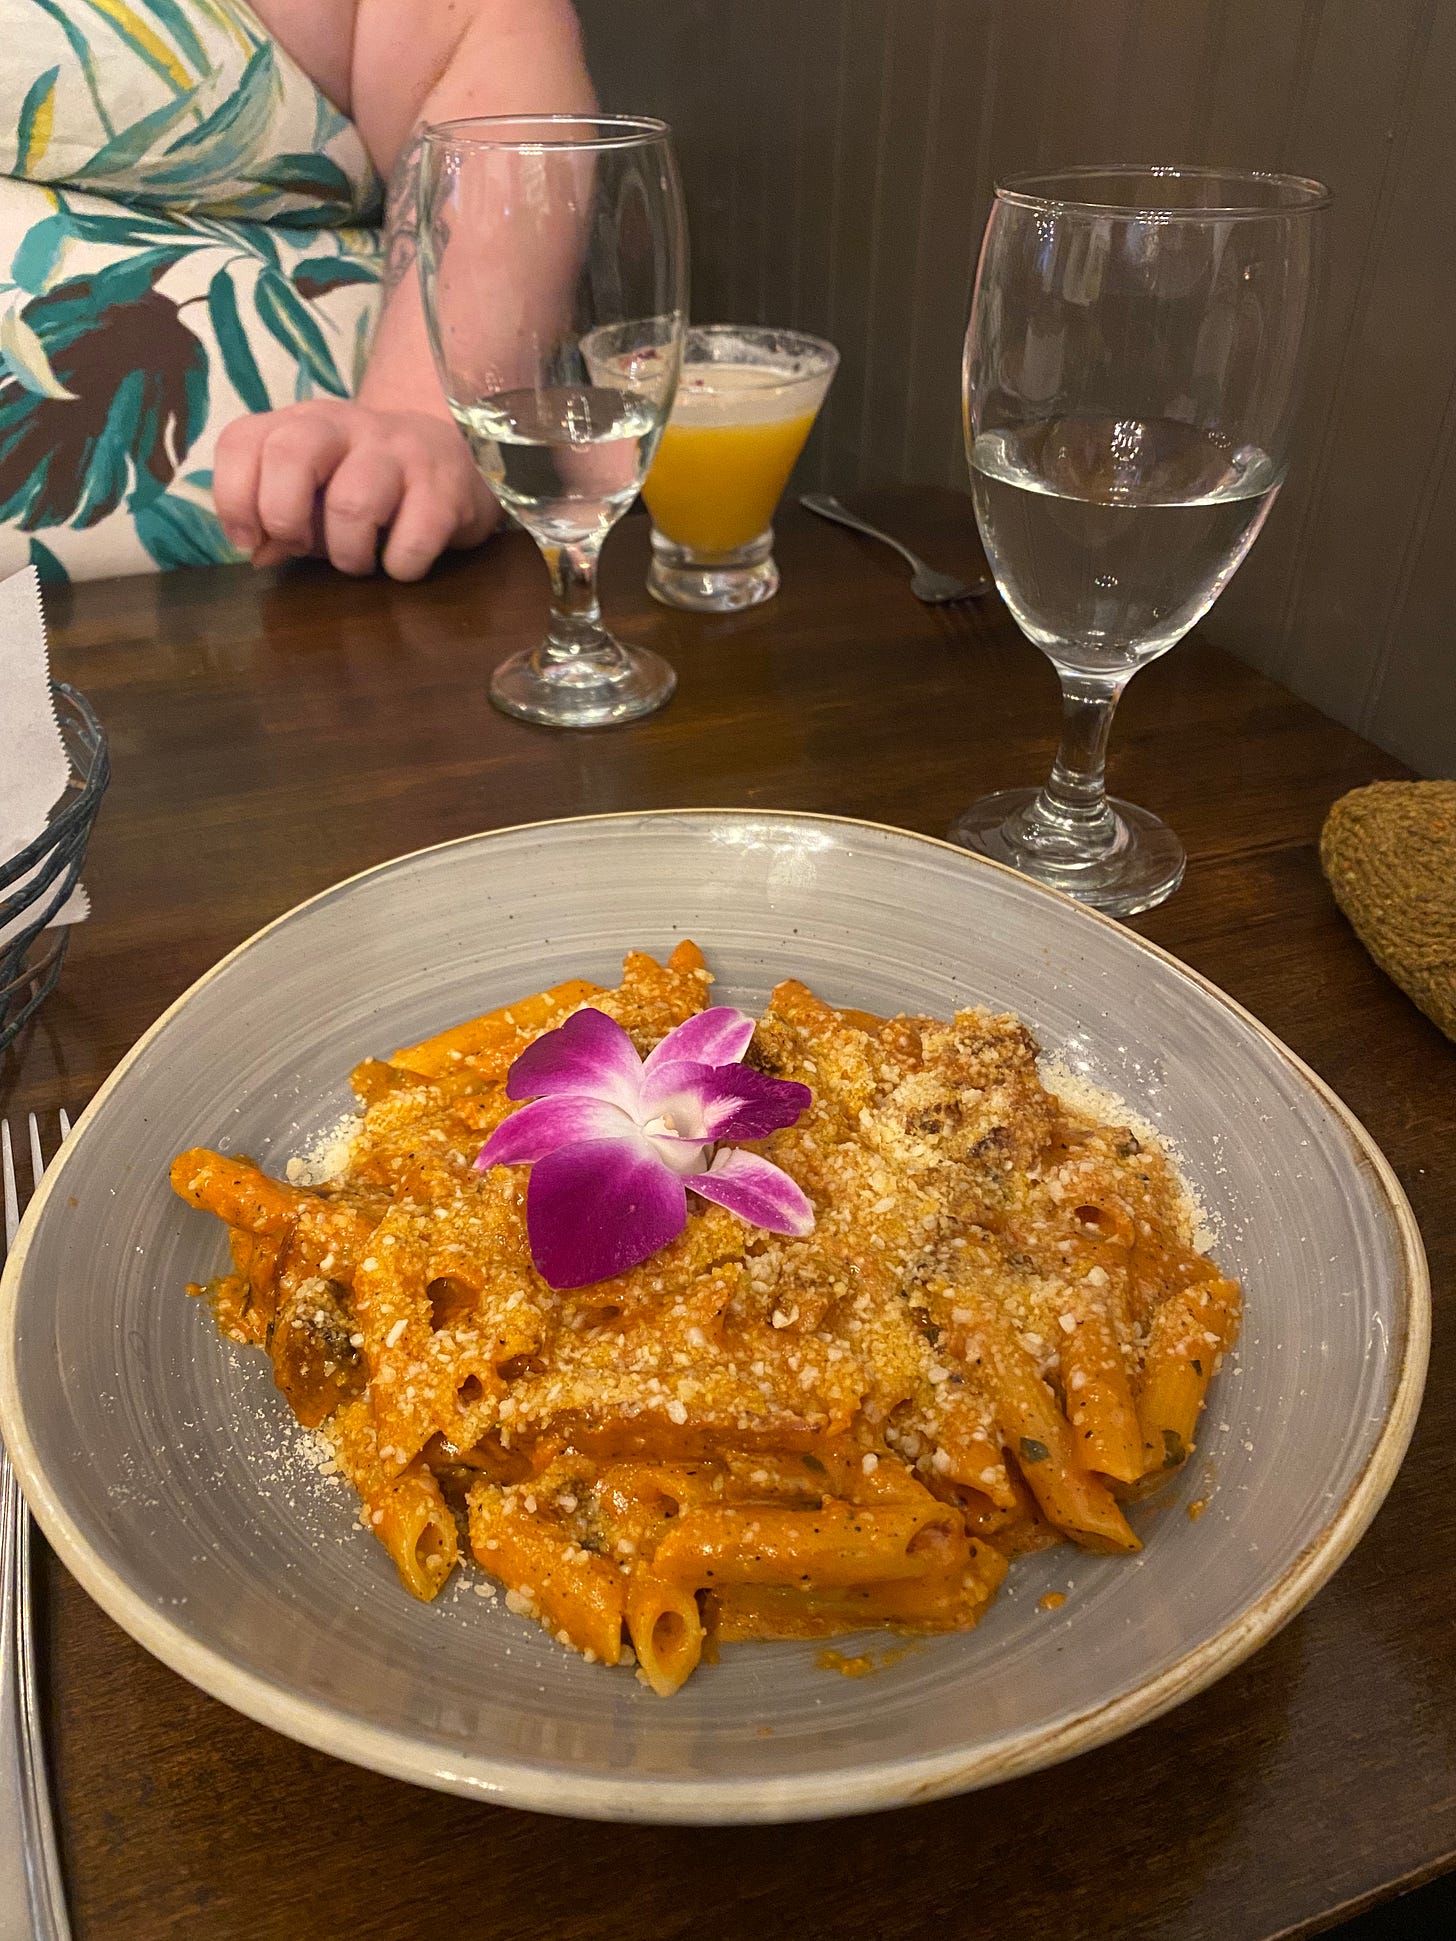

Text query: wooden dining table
(4, 489), (1451, 1941)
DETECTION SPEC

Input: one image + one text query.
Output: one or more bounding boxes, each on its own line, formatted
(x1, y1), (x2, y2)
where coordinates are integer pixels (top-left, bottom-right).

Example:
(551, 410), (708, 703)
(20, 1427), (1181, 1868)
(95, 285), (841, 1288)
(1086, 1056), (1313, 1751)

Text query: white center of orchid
(644, 1117), (714, 1176)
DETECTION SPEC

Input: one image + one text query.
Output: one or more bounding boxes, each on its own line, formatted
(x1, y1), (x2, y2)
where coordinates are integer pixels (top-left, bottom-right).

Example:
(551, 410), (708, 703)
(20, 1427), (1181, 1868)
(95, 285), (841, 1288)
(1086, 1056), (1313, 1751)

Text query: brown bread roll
(1320, 781), (1456, 1041)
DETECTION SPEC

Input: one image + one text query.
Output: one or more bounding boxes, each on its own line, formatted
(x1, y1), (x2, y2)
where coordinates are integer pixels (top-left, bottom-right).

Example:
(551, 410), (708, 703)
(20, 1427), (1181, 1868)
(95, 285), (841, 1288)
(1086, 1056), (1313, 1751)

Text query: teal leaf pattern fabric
(1, 0), (381, 226)
(0, 246), (211, 526)
(253, 265), (347, 397)
(0, 0), (383, 579)
(132, 484), (234, 565)
(16, 69), (62, 174)
(28, 534), (69, 582)
(205, 263), (268, 411)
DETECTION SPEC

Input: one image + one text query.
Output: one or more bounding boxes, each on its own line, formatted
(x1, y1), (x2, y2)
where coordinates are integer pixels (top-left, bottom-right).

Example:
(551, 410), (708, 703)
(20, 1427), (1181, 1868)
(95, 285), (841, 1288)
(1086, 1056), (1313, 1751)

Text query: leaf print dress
(0, 0), (384, 581)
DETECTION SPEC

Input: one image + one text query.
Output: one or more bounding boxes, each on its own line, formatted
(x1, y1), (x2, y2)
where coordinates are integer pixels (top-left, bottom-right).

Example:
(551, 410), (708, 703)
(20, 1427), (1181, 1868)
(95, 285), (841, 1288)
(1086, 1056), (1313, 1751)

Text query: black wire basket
(0, 683), (109, 1054)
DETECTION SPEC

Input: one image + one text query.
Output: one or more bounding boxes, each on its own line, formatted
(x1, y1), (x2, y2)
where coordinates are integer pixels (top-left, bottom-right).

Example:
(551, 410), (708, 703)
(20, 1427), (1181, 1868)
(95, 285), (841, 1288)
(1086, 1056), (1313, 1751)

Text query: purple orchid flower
(475, 1006), (814, 1290)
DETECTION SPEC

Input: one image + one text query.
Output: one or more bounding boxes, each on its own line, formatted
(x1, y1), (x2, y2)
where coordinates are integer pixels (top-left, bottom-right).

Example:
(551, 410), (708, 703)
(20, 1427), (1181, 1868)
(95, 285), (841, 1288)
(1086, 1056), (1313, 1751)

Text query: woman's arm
(349, 0), (596, 415)
(214, 0), (595, 581)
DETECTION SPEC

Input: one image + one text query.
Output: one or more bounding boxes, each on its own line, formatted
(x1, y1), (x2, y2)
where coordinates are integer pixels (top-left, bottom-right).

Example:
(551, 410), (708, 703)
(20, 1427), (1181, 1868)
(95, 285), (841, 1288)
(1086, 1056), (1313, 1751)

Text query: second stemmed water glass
(953, 167), (1327, 915)
(418, 116), (687, 728)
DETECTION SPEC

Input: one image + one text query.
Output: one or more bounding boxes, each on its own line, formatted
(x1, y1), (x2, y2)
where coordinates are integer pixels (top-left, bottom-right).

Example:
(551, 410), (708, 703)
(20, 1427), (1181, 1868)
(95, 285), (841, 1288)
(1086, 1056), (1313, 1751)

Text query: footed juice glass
(636, 326), (838, 612)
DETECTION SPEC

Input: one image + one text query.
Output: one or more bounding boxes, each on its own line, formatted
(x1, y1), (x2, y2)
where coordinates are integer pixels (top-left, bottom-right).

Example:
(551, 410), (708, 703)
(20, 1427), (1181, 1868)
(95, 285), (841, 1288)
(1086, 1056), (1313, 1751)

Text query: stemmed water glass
(418, 116), (688, 728)
(953, 167), (1327, 915)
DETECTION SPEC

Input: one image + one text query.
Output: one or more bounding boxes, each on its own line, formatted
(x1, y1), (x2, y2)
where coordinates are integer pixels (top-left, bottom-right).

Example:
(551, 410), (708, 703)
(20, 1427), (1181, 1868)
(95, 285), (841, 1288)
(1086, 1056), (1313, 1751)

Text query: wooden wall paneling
(781, 3), (845, 488)
(668, 0), (737, 323)
(897, 0), (1007, 490)
(1118, 0), (1236, 161)
(1187, 0), (1335, 684)
(1269, 0), (1331, 167)
(742, 0), (799, 331)
(855, 0), (947, 493)
(937, 0), (1058, 488)
(1269, 0), (1445, 734)
(773, 1), (843, 488)
(1034, 1), (1174, 168)
(1196, 0), (1323, 159)
(724, 0), (764, 325)
(1057, 1), (1295, 681)
(1196, 39), (1311, 677)
(976, 1), (1056, 221)
(1183, 0), (1236, 158)
(1364, 385), (1456, 780)
(800, 2), (888, 491)
(1350, 0), (1456, 777)
(1209, 0), (1441, 715)
(580, 0), (733, 321)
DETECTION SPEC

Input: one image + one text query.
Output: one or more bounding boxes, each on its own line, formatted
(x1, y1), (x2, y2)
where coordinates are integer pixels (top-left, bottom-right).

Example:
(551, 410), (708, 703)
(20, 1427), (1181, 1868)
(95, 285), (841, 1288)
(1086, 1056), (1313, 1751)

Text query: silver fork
(1, 1112), (72, 1941)
(799, 492), (992, 603)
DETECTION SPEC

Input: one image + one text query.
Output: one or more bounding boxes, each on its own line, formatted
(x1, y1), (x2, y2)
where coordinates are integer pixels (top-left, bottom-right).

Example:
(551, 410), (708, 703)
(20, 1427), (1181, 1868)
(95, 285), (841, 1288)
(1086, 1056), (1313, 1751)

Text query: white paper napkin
(0, 565), (89, 947)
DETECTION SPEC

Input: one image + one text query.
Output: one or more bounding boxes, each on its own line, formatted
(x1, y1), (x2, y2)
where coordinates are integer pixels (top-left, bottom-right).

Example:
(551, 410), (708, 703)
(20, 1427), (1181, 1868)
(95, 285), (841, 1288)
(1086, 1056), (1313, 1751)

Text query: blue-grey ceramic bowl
(0, 813), (1427, 1822)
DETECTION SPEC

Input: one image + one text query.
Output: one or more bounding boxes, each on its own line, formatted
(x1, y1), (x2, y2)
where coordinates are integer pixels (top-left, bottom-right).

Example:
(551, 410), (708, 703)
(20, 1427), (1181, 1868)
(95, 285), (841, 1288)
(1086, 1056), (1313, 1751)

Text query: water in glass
(952, 167), (1326, 915)
(456, 387), (660, 542)
(970, 418), (1281, 674)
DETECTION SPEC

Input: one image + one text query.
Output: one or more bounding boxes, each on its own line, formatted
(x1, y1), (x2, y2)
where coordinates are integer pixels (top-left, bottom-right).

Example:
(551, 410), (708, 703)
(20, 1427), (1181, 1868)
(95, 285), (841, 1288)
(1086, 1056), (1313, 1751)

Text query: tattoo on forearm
(382, 130), (425, 297)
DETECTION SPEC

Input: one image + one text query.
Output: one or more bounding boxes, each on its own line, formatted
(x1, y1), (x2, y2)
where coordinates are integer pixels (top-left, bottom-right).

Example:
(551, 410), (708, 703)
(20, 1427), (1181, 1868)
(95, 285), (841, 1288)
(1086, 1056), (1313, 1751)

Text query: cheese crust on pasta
(170, 942), (1240, 1695)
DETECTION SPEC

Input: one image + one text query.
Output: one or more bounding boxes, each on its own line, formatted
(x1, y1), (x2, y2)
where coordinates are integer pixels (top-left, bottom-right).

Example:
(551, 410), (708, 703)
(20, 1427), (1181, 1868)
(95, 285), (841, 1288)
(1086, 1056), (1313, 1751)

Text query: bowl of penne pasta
(0, 811), (1428, 1822)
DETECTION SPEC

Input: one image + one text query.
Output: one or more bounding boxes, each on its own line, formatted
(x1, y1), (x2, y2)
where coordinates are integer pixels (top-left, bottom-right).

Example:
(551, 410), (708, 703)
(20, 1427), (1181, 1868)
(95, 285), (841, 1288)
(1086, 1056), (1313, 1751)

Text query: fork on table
(798, 493), (992, 603)
(2, 1112), (74, 1941)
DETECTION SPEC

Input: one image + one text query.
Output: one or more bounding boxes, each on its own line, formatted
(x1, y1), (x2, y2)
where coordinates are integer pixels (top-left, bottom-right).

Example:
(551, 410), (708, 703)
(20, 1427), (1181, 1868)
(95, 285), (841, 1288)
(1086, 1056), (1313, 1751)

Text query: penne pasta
(171, 943), (1239, 1692)
(1057, 1274), (1145, 1484)
(468, 1482), (625, 1666)
(1136, 1276), (1242, 1476)
(171, 1149), (311, 1235)
(626, 1571), (704, 1696)
(652, 1502), (968, 1590)
(949, 1287), (1139, 1553)
(389, 978), (603, 1080)
(367, 1459), (459, 1601)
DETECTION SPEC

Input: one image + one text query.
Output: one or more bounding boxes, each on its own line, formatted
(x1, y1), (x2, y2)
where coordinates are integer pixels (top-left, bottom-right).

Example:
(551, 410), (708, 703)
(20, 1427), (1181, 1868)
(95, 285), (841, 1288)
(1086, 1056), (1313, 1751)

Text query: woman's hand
(213, 399), (499, 580)
(223, 0), (592, 581)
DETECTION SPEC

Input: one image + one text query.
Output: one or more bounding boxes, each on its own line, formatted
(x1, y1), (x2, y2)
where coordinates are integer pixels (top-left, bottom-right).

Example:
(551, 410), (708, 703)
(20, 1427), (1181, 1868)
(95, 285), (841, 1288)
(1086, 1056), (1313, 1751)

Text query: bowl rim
(0, 809), (1430, 1823)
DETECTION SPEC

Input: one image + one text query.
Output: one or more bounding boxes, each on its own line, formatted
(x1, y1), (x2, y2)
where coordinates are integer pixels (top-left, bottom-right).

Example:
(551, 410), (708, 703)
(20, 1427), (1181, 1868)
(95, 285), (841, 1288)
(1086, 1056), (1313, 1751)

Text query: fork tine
(2, 1114), (71, 1255)
(2, 1110), (74, 1939)
(2, 1121), (16, 1251)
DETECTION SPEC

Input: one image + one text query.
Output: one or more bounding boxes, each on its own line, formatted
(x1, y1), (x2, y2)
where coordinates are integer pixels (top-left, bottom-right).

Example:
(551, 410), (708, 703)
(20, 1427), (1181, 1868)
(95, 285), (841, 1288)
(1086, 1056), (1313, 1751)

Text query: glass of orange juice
(638, 326), (838, 610)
